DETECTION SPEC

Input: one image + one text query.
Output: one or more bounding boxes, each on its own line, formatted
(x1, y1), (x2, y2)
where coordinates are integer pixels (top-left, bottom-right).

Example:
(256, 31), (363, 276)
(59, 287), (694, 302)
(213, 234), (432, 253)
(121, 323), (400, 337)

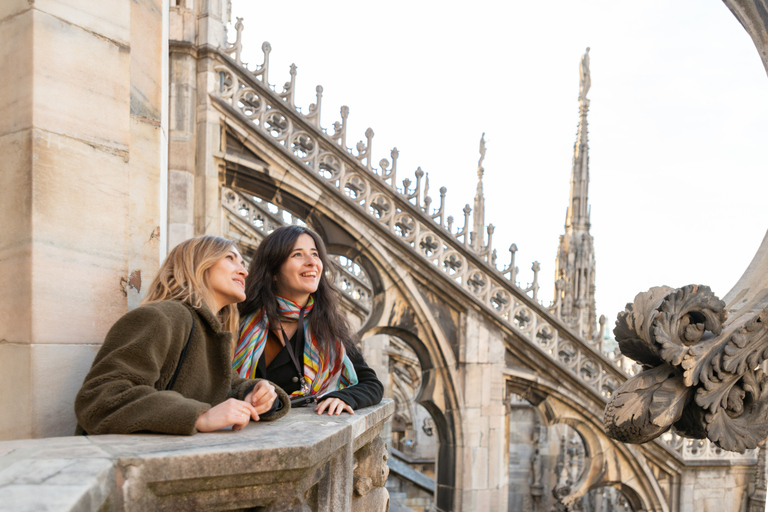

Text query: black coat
(255, 330), (383, 410)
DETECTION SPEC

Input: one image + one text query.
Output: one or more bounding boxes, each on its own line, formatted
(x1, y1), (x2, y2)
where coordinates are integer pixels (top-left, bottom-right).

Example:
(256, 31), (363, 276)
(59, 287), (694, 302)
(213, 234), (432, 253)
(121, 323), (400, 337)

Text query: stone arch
(579, 483), (641, 512)
(505, 370), (667, 512)
(363, 325), (460, 512)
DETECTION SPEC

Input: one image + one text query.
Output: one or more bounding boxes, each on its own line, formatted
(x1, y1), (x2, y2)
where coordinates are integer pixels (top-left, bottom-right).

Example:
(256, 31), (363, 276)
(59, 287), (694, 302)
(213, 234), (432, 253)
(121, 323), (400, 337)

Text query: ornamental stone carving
(352, 437), (390, 512)
(604, 284), (768, 452)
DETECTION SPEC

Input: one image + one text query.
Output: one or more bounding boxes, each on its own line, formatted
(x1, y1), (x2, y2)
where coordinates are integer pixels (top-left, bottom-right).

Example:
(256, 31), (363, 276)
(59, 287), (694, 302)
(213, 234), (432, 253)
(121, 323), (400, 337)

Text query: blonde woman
(75, 235), (290, 435)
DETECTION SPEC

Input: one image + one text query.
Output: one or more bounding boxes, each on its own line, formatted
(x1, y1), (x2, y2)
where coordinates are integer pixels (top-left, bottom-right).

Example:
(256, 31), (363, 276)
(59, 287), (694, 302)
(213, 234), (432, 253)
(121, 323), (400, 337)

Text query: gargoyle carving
(604, 285), (768, 453)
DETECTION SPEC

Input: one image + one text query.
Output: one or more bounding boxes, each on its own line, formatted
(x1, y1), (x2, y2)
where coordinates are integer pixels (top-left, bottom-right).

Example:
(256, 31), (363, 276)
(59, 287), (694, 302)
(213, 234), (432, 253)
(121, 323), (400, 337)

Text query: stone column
(168, 1), (199, 247)
(361, 333), (392, 445)
(456, 310), (509, 510)
(0, 0), (168, 440)
(195, 0), (229, 237)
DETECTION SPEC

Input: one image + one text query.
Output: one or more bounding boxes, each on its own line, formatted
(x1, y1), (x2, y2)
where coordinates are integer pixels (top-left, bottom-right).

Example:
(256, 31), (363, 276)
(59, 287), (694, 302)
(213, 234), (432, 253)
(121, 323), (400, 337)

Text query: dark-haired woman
(234, 226), (383, 415)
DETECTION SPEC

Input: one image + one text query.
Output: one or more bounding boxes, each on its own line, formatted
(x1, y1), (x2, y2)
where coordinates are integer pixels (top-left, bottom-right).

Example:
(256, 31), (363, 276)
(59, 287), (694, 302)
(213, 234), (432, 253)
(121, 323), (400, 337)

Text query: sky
(231, 0), (768, 333)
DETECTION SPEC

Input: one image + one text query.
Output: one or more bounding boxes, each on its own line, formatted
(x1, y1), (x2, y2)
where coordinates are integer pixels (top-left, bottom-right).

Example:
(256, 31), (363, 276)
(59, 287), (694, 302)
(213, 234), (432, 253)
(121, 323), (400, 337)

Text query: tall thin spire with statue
(471, 133), (487, 252)
(554, 48), (598, 340)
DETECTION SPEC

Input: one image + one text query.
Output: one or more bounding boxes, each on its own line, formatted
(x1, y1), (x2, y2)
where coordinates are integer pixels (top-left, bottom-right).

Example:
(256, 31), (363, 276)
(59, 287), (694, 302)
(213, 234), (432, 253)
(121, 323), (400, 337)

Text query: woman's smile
(276, 234), (323, 305)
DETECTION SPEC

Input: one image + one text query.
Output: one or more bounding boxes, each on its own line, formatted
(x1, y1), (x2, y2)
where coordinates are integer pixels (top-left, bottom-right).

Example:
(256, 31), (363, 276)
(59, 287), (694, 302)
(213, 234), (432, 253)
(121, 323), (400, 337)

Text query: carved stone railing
(0, 401), (394, 511)
(207, 20), (751, 463)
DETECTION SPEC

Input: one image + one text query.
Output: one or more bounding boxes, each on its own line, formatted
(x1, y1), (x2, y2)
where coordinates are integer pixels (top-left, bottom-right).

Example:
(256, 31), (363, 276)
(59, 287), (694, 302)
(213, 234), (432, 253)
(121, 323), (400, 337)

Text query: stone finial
(530, 261), (540, 300)
(333, 105), (349, 149)
(223, 17), (245, 65)
(306, 84), (323, 127)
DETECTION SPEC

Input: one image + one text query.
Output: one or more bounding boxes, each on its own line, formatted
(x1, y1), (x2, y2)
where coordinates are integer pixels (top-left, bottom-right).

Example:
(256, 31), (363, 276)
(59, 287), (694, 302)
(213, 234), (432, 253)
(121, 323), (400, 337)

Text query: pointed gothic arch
(505, 370), (669, 512)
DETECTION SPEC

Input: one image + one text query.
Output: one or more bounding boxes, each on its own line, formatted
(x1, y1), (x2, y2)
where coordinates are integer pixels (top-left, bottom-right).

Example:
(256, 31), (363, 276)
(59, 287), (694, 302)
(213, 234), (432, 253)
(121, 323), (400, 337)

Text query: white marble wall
(0, 0), (168, 440)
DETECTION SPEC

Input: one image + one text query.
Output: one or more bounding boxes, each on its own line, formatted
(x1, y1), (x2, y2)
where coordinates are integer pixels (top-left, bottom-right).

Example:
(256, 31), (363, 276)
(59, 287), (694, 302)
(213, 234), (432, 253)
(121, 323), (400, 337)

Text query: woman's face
(275, 233), (323, 306)
(207, 247), (248, 311)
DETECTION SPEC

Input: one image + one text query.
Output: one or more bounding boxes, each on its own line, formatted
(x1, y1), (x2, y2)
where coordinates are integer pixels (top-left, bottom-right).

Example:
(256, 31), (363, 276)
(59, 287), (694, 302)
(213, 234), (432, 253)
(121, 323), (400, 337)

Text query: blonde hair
(142, 235), (240, 334)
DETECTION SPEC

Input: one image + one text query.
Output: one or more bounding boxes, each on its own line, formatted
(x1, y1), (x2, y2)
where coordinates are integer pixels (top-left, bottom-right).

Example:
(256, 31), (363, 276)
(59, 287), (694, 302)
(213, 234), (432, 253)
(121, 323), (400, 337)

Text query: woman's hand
(315, 397), (354, 415)
(195, 398), (258, 432)
(245, 381), (278, 415)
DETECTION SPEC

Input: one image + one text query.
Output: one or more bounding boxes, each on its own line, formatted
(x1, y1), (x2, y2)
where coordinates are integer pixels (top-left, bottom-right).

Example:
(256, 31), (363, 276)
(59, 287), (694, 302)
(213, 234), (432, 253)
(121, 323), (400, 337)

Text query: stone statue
(604, 285), (768, 453)
(478, 132), (486, 170)
(579, 47), (590, 101)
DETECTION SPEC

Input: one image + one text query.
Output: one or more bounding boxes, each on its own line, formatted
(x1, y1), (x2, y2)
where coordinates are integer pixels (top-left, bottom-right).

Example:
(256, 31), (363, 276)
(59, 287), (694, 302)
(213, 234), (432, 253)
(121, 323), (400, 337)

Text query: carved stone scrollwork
(604, 284), (768, 452)
(352, 437), (390, 512)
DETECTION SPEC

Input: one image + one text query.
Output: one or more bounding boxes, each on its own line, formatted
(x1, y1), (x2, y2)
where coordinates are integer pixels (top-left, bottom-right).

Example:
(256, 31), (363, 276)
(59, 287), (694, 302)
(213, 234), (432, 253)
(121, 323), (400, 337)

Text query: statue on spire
(478, 132), (487, 172)
(472, 133), (487, 253)
(579, 47), (591, 101)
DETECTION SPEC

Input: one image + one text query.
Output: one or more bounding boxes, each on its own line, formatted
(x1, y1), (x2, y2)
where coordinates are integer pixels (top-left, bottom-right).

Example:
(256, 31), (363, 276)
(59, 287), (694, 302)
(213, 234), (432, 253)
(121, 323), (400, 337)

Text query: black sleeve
(319, 352), (384, 410)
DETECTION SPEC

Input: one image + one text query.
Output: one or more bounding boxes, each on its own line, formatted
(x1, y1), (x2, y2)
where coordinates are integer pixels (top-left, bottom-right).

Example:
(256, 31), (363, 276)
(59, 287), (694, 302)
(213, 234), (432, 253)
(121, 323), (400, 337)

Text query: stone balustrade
(0, 400), (394, 512)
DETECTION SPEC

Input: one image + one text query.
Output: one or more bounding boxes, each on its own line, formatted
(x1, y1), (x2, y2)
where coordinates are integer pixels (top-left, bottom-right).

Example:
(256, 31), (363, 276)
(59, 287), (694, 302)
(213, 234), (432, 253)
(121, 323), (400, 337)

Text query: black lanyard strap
(279, 305), (311, 395)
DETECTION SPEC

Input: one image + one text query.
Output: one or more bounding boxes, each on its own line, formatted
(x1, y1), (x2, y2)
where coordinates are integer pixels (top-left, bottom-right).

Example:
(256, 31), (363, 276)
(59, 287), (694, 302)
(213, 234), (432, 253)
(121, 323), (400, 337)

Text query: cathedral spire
(566, 47), (591, 232)
(554, 48), (597, 341)
(471, 133), (487, 252)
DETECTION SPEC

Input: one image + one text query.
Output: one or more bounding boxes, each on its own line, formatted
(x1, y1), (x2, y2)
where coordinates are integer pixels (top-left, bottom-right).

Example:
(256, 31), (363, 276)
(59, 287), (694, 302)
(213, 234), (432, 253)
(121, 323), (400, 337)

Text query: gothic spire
(554, 48), (597, 341)
(566, 47), (591, 232)
(471, 133), (487, 251)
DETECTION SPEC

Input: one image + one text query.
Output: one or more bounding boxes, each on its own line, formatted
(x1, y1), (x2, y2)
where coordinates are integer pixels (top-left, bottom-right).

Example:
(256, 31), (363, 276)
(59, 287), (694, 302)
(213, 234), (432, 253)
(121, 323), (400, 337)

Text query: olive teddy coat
(75, 300), (290, 435)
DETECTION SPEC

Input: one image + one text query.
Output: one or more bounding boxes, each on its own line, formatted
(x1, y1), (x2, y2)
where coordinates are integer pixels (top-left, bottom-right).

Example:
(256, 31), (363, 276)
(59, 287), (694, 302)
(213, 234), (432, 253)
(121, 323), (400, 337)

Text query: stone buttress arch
(506, 368), (669, 512)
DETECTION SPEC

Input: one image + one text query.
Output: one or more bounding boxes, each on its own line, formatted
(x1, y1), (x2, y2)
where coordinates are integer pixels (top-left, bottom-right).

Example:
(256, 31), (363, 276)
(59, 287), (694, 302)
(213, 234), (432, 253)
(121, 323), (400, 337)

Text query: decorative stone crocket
(604, 285), (768, 453)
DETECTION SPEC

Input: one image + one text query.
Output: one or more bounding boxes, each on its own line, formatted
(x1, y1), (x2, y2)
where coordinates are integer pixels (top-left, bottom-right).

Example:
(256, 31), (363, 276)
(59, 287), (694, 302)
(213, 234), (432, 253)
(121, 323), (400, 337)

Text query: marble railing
(0, 401), (394, 512)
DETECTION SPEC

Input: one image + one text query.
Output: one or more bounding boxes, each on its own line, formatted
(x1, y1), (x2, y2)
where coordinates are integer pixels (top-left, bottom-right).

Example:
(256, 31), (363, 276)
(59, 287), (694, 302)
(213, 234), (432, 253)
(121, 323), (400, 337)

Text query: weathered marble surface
(0, 400), (393, 512)
(0, 0), (166, 441)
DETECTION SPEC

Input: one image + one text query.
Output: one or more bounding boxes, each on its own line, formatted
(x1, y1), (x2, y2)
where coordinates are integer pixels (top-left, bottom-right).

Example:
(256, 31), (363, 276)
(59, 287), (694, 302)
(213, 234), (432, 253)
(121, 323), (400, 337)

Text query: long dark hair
(239, 225), (359, 357)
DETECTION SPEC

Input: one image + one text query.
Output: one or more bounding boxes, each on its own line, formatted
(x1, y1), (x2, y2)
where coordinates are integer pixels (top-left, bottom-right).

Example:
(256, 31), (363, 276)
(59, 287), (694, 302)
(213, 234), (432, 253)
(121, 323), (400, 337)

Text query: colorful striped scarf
(233, 295), (358, 396)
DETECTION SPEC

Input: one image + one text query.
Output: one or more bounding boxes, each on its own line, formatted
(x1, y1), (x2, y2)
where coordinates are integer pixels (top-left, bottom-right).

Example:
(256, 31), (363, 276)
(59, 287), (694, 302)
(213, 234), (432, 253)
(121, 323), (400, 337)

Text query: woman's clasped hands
(195, 381), (277, 432)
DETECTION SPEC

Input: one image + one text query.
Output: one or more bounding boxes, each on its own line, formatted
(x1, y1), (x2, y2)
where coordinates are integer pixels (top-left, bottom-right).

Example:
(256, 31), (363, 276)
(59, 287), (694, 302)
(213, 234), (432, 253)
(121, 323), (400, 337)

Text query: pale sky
(232, 1), (768, 334)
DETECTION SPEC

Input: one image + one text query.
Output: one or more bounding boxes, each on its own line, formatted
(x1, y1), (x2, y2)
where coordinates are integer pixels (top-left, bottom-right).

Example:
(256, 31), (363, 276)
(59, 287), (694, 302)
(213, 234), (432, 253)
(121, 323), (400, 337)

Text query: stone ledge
(0, 399), (394, 512)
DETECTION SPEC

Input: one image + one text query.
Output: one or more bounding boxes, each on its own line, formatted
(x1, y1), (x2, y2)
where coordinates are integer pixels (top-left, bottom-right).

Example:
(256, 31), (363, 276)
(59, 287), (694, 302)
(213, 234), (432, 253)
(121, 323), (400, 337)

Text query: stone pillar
(195, 0), (229, 237)
(168, 0), (231, 247)
(456, 310), (509, 510)
(168, 2), (199, 248)
(0, 0), (168, 440)
(362, 333), (392, 445)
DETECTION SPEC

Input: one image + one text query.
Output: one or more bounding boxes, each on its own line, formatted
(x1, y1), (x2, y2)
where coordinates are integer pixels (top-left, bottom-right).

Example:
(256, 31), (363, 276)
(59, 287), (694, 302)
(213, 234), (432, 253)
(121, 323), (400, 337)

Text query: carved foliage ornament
(604, 285), (768, 453)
